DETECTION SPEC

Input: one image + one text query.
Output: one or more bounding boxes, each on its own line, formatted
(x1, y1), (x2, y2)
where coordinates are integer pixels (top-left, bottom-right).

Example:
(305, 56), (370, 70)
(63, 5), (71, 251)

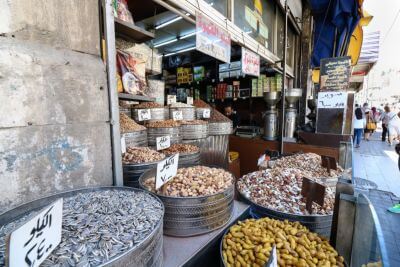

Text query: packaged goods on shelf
(116, 50), (146, 95)
(113, 0), (134, 23)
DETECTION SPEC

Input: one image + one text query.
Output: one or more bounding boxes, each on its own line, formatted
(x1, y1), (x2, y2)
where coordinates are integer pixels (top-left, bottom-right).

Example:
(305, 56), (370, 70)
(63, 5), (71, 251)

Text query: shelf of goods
(146, 120), (182, 147)
(161, 144), (201, 167)
(139, 166), (235, 237)
(0, 187), (164, 267)
(114, 18), (154, 43)
(236, 153), (344, 238)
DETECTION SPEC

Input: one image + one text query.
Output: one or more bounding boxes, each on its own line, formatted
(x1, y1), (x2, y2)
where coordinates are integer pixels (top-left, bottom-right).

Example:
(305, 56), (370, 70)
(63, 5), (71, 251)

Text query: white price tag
(172, 110), (183, 121)
(257, 154), (266, 166)
(156, 154), (179, 190)
(167, 95), (177, 105)
(121, 136), (126, 154)
(186, 97), (193, 105)
(138, 109), (151, 121)
(156, 136), (171, 151)
(203, 109), (211, 118)
(9, 199), (63, 267)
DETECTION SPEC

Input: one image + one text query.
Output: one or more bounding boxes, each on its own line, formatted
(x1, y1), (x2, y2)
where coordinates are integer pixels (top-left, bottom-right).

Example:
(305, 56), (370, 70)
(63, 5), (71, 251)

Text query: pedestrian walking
(353, 107), (365, 148)
(364, 108), (376, 141)
(381, 109), (389, 142)
(384, 106), (400, 146)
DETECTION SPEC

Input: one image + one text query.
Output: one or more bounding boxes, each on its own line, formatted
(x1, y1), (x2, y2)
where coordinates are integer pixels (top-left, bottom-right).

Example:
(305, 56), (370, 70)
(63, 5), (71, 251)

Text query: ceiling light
(180, 31), (196, 39)
(155, 16), (183, 30)
(164, 47), (196, 57)
(154, 38), (178, 48)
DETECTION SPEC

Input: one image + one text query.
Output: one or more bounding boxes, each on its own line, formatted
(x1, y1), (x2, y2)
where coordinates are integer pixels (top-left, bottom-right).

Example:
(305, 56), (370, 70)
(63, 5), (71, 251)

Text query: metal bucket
(139, 168), (234, 237)
(132, 108), (169, 123)
(169, 107), (196, 121)
(208, 121), (233, 135)
(147, 126), (182, 146)
(202, 135), (230, 169)
(181, 123), (208, 140)
(123, 130), (148, 147)
(123, 160), (164, 188)
(238, 190), (333, 238)
(120, 107), (132, 118)
(195, 108), (211, 119)
(0, 187), (164, 267)
(177, 151), (201, 167)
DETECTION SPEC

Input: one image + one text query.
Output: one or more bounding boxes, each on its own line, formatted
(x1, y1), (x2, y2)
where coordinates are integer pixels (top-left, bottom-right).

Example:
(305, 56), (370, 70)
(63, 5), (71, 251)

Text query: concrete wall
(0, 0), (113, 212)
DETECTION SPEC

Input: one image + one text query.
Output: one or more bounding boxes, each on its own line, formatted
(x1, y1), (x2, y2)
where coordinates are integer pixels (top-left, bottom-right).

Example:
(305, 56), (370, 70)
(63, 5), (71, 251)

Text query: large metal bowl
(123, 158), (165, 188)
(0, 187), (164, 267)
(139, 167), (235, 237)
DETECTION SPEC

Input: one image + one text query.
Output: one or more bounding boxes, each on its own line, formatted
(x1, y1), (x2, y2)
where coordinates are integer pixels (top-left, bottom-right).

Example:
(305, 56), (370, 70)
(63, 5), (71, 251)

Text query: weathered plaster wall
(0, 0), (113, 212)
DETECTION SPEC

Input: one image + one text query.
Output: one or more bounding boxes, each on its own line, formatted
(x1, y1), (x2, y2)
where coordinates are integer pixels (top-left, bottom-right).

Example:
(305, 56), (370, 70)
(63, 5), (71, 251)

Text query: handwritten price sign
(172, 110), (183, 121)
(186, 97), (193, 105)
(317, 92), (348, 109)
(156, 136), (171, 151)
(156, 154), (179, 190)
(138, 109), (151, 121)
(203, 109), (211, 118)
(8, 199), (63, 267)
(241, 47), (260, 77)
(167, 95), (176, 105)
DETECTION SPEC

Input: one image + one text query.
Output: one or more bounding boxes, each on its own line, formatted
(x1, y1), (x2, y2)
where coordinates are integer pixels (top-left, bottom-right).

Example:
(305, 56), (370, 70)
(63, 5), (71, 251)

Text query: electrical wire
(382, 8), (400, 45)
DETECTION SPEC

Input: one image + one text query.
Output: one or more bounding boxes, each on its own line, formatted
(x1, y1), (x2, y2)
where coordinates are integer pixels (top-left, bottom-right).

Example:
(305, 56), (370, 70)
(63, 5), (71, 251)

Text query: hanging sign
(8, 199), (63, 267)
(172, 110), (183, 121)
(121, 136), (126, 153)
(317, 92), (348, 109)
(186, 97), (193, 105)
(241, 47), (260, 77)
(167, 95), (176, 105)
(156, 136), (171, 151)
(156, 154), (179, 190)
(320, 56), (351, 91)
(138, 109), (151, 121)
(203, 109), (211, 118)
(196, 11), (231, 63)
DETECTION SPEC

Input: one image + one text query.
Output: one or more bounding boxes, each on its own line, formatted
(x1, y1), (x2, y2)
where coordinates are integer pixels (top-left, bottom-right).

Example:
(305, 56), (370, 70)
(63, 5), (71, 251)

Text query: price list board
(316, 91), (349, 134)
(319, 57), (351, 91)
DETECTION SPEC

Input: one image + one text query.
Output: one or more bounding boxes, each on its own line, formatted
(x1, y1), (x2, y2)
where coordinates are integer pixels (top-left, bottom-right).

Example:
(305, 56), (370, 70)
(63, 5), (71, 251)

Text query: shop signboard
(196, 12), (231, 63)
(193, 66), (205, 82)
(319, 57), (351, 91)
(138, 109), (151, 121)
(177, 67), (193, 85)
(8, 199), (63, 267)
(241, 47), (260, 77)
(156, 154), (179, 190)
(156, 136), (171, 151)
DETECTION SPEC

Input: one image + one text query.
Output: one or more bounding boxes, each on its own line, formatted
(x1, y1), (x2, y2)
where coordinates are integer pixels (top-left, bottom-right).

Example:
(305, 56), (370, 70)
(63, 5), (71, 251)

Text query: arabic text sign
(196, 12), (231, 63)
(167, 95), (176, 105)
(186, 97), (193, 105)
(121, 136), (126, 154)
(241, 48), (260, 77)
(138, 109), (151, 121)
(317, 92), (348, 109)
(320, 57), (351, 91)
(156, 154), (179, 190)
(156, 136), (171, 151)
(203, 109), (210, 118)
(9, 199), (63, 267)
(172, 110), (183, 121)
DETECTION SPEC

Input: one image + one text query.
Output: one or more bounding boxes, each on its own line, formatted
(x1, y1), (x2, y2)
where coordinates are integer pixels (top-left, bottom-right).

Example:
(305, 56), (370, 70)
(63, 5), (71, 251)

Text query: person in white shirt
(384, 106), (400, 146)
(353, 107), (365, 148)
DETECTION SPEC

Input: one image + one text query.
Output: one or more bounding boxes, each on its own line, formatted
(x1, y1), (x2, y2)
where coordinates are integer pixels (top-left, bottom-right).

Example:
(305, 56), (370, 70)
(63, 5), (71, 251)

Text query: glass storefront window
(204, 0), (228, 17)
(276, 10), (296, 68)
(233, 0), (275, 50)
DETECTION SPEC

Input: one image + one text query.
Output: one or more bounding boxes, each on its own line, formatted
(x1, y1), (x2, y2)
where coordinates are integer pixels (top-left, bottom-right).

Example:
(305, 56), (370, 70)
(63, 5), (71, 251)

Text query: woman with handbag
(364, 109), (376, 141)
(384, 106), (400, 146)
(353, 107), (365, 148)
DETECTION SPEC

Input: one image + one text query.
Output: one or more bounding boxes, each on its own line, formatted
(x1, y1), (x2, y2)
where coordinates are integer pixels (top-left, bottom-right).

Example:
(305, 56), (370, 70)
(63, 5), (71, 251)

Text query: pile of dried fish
(0, 189), (163, 267)
(161, 144), (199, 156)
(146, 120), (181, 128)
(123, 147), (165, 164)
(237, 168), (335, 215)
(120, 113), (146, 133)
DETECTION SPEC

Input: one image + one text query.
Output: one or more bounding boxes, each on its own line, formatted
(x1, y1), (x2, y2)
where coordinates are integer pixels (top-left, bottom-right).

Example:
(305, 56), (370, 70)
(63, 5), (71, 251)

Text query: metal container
(123, 130), (148, 147)
(195, 108), (211, 119)
(208, 121), (233, 136)
(0, 187), (164, 267)
(263, 110), (279, 140)
(181, 123), (208, 140)
(238, 190), (333, 238)
(123, 159), (164, 188)
(177, 150), (201, 167)
(139, 168), (234, 237)
(284, 108), (297, 139)
(169, 107), (196, 121)
(132, 107), (169, 123)
(120, 107), (132, 118)
(202, 135), (230, 169)
(147, 126), (182, 146)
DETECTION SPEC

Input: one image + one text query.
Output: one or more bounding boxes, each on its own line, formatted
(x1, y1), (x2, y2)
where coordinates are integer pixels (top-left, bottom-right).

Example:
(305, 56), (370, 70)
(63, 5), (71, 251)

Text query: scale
(284, 88), (302, 140)
(262, 92), (281, 141)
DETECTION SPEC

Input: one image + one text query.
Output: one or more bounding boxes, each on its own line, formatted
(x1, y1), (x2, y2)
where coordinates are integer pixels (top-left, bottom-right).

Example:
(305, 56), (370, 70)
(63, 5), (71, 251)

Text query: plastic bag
(114, 0), (134, 23)
(116, 50), (147, 95)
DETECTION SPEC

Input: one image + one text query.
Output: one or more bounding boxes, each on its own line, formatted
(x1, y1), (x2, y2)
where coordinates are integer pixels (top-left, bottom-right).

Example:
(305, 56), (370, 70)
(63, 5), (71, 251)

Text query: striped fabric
(358, 31), (380, 64)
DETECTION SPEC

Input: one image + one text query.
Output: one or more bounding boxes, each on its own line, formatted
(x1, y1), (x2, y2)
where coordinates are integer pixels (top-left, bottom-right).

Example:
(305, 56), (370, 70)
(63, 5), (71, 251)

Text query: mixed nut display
(134, 102), (164, 109)
(222, 217), (344, 267)
(123, 147), (165, 164)
(145, 119), (181, 128)
(119, 112), (146, 133)
(142, 166), (234, 197)
(161, 143), (199, 155)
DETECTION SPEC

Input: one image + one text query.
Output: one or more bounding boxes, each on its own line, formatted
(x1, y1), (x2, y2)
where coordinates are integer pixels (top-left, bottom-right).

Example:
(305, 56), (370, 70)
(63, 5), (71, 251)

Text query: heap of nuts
(123, 147), (165, 164)
(145, 120), (181, 128)
(237, 168), (335, 215)
(161, 144), (199, 156)
(119, 113), (146, 133)
(193, 99), (211, 108)
(222, 218), (344, 267)
(143, 166), (233, 197)
(180, 120), (207, 125)
(169, 102), (193, 108)
(208, 109), (231, 122)
(134, 102), (163, 109)
(263, 153), (344, 178)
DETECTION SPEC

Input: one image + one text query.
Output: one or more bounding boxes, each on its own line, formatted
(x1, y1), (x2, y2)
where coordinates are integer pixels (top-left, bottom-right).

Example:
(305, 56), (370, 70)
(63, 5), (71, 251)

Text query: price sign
(156, 154), (179, 190)
(121, 136), (126, 154)
(187, 96), (193, 105)
(257, 154), (266, 166)
(156, 136), (171, 151)
(172, 110), (183, 121)
(203, 109), (210, 118)
(138, 109), (151, 121)
(167, 95), (177, 105)
(8, 199), (63, 267)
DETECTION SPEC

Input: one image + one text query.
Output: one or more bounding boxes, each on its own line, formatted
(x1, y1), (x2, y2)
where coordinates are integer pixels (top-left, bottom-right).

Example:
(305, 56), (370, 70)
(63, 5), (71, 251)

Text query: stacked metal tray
(123, 130), (148, 147)
(208, 121), (233, 135)
(139, 168), (235, 237)
(180, 123), (208, 140)
(177, 150), (201, 167)
(147, 126), (182, 146)
(123, 159), (164, 188)
(169, 107), (196, 121)
(195, 107), (211, 119)
(132, 107), (169, 123)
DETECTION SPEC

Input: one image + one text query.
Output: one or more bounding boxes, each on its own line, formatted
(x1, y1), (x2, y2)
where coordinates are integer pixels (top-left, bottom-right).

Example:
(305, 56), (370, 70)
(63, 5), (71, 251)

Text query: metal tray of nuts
(147, 126), (182, 147)
(123, 159), (165, 188)
(0, 187), (164, 267)
(132, 107), (169, 123)
(208, 121), (233, 135)
(139, 167), (235, 237)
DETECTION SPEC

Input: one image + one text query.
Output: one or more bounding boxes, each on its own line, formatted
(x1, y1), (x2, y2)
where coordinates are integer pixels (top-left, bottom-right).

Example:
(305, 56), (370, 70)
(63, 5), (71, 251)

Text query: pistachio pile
(119, 113), (146, 133)
(222, 218), (344, 267)
(237, 168), (335, 215)
(161, 144), (199, 156)
(123, 147), (165, 164)
(143, 166), (233, 197)
(134, 102), (163, 109)
(180, 120), (207, 125)
(169, 102), (193, 108)
(145, 120), (181, 128)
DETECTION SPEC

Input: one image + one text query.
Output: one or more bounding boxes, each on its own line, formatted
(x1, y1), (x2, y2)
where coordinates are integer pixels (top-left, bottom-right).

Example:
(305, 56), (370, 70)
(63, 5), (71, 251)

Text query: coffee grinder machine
(263, 92), (281, 140)
(284, 88), (302, 140)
